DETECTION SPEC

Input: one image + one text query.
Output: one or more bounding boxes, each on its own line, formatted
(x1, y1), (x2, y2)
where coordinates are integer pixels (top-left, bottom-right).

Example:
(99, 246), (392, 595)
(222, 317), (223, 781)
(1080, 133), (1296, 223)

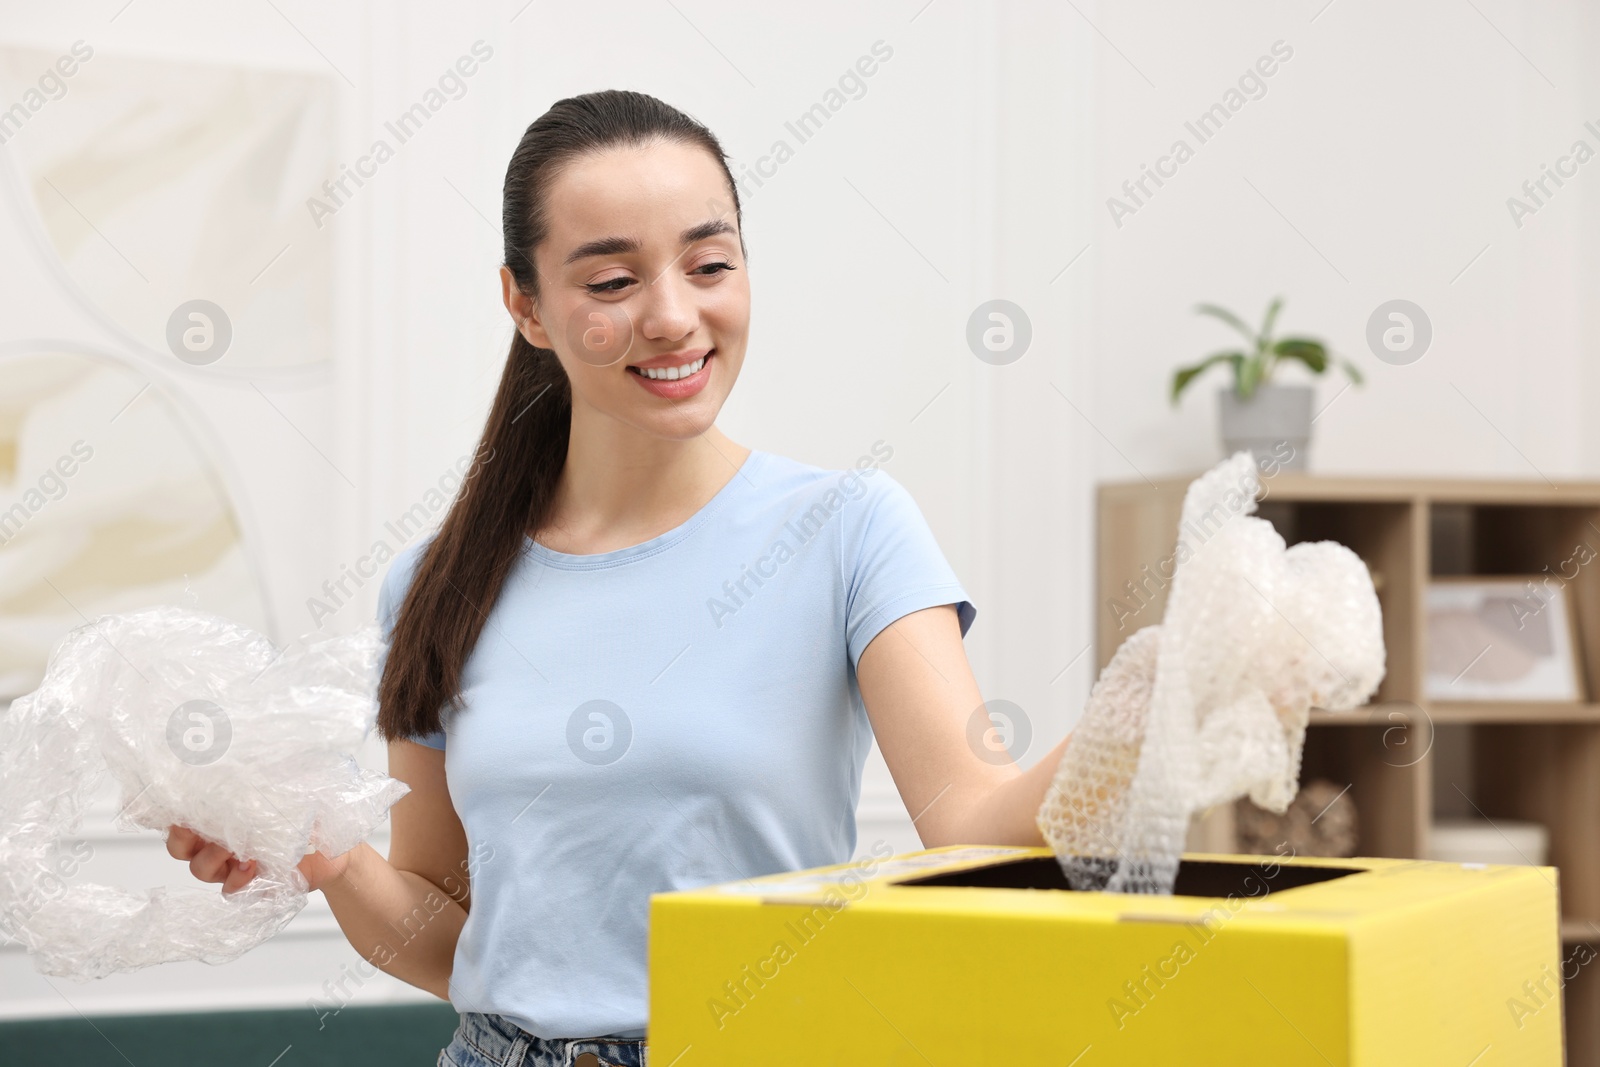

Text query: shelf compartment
(1298, 719), (1429, 860)
(1263, 499), (1423, 707)
(1095, 490), (1422, 707)
(1429, 502), (1600, 702)
(1475, 723), (1600, 928)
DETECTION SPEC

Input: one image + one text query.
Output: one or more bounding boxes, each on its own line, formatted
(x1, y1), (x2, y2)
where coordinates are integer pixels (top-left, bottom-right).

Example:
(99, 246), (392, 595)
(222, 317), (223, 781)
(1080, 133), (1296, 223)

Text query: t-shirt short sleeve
(376, 541), (447, 750)
(843, 469), (976, 669)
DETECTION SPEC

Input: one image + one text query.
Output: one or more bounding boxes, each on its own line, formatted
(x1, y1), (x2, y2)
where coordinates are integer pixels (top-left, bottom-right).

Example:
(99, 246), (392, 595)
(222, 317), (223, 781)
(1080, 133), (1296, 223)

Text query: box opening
(893, 855), (1362, 898)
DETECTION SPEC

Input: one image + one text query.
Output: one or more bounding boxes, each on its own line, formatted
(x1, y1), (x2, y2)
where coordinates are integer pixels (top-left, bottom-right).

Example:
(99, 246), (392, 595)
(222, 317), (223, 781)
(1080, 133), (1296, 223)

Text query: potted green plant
(1170, 296), (1363, 471)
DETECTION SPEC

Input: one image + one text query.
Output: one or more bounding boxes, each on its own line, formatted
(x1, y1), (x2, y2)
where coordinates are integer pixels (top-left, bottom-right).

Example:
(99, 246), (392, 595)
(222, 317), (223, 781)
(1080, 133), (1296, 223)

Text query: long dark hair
(377, 90), (744, 742)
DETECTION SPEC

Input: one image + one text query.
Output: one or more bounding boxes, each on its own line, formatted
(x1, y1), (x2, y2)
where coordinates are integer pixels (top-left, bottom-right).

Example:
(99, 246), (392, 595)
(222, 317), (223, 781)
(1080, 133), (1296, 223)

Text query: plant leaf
(1259, 295), (1285, 348)
(1171, 350), (1244, 405)
(1340, 357), (1365, 385)
(1272, 337), (1329, 373)
(1237, 355), (1264, 398)
(1194, 303), (1259, 347)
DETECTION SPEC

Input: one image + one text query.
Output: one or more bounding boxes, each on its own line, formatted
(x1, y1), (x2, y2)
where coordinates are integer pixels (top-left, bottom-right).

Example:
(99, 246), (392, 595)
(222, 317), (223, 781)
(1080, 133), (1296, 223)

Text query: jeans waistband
(457, 1010), (649, 1067)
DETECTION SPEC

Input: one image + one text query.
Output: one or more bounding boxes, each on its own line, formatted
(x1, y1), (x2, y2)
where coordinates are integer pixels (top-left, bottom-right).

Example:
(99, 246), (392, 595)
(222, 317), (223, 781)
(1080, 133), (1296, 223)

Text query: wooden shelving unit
(1097, 471), (1600, 1063)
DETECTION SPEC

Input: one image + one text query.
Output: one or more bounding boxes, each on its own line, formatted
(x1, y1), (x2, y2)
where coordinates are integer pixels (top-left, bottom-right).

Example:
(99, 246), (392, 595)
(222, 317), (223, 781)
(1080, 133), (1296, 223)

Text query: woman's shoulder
(376, 532), (438, 615)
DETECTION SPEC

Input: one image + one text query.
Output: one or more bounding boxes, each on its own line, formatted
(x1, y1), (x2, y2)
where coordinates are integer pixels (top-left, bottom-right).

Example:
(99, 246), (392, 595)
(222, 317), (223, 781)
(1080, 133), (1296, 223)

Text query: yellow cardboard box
(648, 845), (1562, 1065)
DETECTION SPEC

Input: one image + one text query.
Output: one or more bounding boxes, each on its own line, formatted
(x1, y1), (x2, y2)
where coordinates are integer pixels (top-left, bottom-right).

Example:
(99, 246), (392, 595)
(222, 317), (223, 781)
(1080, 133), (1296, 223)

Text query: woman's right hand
(165, 825), (352, 894)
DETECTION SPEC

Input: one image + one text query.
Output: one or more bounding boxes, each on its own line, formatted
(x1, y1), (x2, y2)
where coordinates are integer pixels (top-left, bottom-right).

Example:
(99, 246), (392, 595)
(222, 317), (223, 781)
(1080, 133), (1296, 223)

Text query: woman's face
(510, 139), (749, 442)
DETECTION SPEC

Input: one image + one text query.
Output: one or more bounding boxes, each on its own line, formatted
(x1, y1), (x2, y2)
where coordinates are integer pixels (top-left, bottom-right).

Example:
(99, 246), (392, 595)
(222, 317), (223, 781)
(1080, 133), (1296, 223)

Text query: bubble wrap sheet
(0, 606), (409, 979)
(1036, 451), (1385, 895)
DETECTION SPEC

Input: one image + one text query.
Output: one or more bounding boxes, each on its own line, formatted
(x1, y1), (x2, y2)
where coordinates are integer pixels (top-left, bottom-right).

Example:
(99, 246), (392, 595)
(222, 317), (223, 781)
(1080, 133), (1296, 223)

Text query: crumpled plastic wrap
(1036, 451), (1385, 895)
(0, 606), (409, 979)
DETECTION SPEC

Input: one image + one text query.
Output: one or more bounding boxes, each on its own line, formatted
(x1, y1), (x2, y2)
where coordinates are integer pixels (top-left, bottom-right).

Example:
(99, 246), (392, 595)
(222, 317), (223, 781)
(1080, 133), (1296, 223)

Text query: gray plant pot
(1217, 383), (1312, 471)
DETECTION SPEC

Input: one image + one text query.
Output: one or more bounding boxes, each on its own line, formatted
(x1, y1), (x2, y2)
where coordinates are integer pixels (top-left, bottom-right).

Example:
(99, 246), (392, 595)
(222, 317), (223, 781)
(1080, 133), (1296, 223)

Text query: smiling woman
(166, 88), (1072, 1067)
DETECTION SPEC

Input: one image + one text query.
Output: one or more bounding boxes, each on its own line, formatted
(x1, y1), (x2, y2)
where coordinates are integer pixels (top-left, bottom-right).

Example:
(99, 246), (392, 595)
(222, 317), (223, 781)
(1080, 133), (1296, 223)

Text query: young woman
(169, 89), (1073, 1066)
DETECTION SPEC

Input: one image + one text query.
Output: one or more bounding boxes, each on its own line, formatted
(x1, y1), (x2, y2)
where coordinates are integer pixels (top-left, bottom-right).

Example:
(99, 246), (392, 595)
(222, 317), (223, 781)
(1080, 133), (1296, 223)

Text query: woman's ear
(499, 265), (552, 349)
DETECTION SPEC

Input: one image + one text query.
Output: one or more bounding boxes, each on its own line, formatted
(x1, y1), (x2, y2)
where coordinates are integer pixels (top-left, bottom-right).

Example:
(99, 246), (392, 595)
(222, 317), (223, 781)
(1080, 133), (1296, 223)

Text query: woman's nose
(635, 273), (697, 342)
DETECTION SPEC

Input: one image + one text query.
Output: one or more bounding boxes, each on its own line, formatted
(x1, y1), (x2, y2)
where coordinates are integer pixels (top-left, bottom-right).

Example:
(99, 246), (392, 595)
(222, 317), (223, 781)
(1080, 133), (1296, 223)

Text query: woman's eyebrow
(563, 218), (735, 265)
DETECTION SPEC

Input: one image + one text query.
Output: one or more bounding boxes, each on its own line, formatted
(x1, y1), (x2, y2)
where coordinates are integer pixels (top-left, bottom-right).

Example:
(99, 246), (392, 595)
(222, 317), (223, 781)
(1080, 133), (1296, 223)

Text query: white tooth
(639, 357), (705, 381)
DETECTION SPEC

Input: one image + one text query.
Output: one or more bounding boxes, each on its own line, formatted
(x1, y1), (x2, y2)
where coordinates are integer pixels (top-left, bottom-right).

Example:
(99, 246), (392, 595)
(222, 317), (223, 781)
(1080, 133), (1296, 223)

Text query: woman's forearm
(317, 841), (466, 1001)
(950, 732), (1074, 847)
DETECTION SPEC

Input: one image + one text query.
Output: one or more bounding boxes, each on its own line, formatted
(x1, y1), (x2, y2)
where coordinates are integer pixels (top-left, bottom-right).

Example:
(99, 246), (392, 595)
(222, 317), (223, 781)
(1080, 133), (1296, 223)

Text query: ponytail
(375, 333), (569, 740)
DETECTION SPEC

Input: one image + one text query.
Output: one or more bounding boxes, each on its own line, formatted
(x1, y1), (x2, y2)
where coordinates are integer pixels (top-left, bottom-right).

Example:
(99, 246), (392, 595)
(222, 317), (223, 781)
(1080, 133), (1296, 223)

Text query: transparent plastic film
(1037, 451), (1386, 895)
(0, 606), (409, 979)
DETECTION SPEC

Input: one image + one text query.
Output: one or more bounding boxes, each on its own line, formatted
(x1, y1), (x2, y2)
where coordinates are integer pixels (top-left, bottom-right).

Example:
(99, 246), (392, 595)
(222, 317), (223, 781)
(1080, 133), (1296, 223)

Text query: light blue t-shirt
(374, 447), (975, 1039)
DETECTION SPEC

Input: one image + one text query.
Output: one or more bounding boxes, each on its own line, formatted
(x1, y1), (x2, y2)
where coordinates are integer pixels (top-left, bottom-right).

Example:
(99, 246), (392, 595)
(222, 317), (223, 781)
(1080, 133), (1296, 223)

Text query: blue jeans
(438, 1010), (648, 1067)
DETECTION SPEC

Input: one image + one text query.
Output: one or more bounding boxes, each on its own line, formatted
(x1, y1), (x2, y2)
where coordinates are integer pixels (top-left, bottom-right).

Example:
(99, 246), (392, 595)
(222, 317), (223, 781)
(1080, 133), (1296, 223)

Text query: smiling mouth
(628, 353), (711, 381)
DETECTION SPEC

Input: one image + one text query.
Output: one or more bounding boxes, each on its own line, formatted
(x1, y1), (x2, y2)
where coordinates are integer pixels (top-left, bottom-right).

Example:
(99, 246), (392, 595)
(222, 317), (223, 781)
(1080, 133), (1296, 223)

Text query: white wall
(2, 0), (1596, 1021)
(1089, 0), (1600, 481)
